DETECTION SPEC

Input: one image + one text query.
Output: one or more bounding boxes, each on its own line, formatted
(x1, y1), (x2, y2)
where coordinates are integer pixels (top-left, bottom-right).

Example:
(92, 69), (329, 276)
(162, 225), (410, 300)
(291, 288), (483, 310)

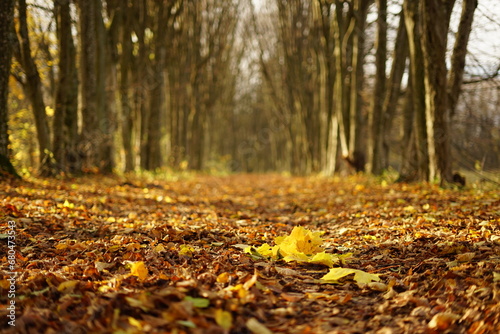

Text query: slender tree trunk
(399, 78), (416, 179)
(144, 0), (168, 170)
(448, 0), (477, 117)
(347, 0), (370, 172)
(0, 0), (19, 178)
(133, 0), (150, 171)
(96, 0), (114, 174)
(381, 10), (408, 170)
(332, 2), (349, 159)
(403, 0), (428, 181)
(15, 0), (54, 176)
(421, 0), (456, 183)
(77, 0), (99, 171)
(367, 0), (387, 174)
(54, 0), (79, 174)
(120, 1), (135, 172)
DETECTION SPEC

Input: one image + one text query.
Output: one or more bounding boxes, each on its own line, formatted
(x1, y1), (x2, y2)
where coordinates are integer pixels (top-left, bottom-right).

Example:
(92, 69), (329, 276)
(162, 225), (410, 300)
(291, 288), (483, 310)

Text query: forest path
(1, 174), (499, 333)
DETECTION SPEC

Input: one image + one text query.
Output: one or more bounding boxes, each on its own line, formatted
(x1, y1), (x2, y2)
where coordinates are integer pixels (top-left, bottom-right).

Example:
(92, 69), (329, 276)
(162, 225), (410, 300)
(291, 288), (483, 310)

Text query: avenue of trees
(0, 0), (499, 183)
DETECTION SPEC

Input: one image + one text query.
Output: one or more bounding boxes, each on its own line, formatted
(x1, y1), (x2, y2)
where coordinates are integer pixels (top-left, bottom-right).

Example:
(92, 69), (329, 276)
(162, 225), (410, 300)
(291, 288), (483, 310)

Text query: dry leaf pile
(0, 174), (499, 333)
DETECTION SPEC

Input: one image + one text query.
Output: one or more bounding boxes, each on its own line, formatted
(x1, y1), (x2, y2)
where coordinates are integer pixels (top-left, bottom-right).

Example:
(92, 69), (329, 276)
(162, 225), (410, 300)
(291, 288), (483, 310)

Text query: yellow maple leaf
(277, 226), (324, 257)
(215, 309), (233, 330)
(246, 226), (338, 267)
(309, 252), (339, 267)
(282, 252), (310, 263)
(130, 261), (148, 280)
(321, 268), (380, 286)
(255, 243), (274, 257)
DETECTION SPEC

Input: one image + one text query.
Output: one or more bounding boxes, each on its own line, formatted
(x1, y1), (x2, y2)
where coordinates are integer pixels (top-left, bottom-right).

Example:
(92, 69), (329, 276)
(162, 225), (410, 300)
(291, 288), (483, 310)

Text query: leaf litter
(0, 174), (499, 333)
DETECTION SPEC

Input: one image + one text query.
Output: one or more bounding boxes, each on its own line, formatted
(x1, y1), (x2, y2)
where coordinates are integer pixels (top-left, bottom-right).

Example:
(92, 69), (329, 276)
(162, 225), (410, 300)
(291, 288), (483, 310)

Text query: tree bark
(421, 0), (456, 183)
(348, 0), (370, 172)
(119, 0), (135, 172)
(0, 0), (19, 178)
(403, 0), (428, 181)
(54, 0), (79, 174)
(15, 0), (54, 176)
(96, 0), (114, 174)
(448, 0), (477, 117)
(367, 0), (387, 174)
(381, 10), (408, 170)
(77, 0), (99, 171)
(332, 1), (350, 159)
(144, 0), (168, 170)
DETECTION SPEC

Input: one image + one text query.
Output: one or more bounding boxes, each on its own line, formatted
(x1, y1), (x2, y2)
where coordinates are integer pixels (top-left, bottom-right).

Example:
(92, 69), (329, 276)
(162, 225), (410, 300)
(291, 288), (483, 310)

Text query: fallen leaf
(184, 296), (210, 308)
(274, 266), (303, 277)
(281, 292), (304, 302)
(217, 272), (230, 283)
(321, 268), (380, 286)
(368, 282), (388, 291)
(246, 317), (273, 334)
(428, 312), (460, 330)
(130, 261), (148, 280)
(456, 252), (475, 262)
(95, 261), (114, 272)
(215, 309), (233, 330)
(57, 280), (79, 293)
(179, 244), (195, 256)
(177, 320), (196, 328)
(246, 226), (338, 267)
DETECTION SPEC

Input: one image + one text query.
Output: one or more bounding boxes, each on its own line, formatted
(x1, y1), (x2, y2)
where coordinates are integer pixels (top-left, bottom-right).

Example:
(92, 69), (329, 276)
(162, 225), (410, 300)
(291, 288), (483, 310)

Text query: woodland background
(0, 0), (499, 182)
(1, 2), (500, 333)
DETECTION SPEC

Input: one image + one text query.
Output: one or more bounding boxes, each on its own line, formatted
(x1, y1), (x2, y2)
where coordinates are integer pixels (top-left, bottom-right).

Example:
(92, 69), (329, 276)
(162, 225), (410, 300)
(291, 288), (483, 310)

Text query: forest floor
(0, 174), (499, 334)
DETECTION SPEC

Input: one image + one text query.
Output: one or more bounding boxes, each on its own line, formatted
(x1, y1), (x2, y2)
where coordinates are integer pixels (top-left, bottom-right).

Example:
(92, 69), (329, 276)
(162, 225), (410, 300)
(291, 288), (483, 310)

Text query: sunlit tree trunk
(403, 0), (428, 181)
(14, 0), (54, 176)
(315, 0), (334, 175)
(276, 0), (316, 174)
(421, 0), (455, 183)
(332, 1), (350, 160)
(331, 0), (371, 174)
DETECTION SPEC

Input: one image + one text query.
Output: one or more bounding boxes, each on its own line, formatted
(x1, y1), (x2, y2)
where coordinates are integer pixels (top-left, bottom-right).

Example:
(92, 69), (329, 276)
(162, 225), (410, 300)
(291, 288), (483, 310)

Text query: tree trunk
(347, 0), (370, 172)
(421, 0), (455, 183)
(399, 78), (416, 180)
(77, 0), (99, 171)
(403, 0), (428, 181)
(332, 1), (349, 159)
(367, 0), (387, 175)
(0, 0), (19, 178)
(144, 0), (168, 170)
(15, 0), (54, 176)
(448, 0), (477, 117)
(54, 0), (80, 174)
(96, 0), (114, 174)
(119, 1), (135, 172)
(381, 10), (408, 170)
